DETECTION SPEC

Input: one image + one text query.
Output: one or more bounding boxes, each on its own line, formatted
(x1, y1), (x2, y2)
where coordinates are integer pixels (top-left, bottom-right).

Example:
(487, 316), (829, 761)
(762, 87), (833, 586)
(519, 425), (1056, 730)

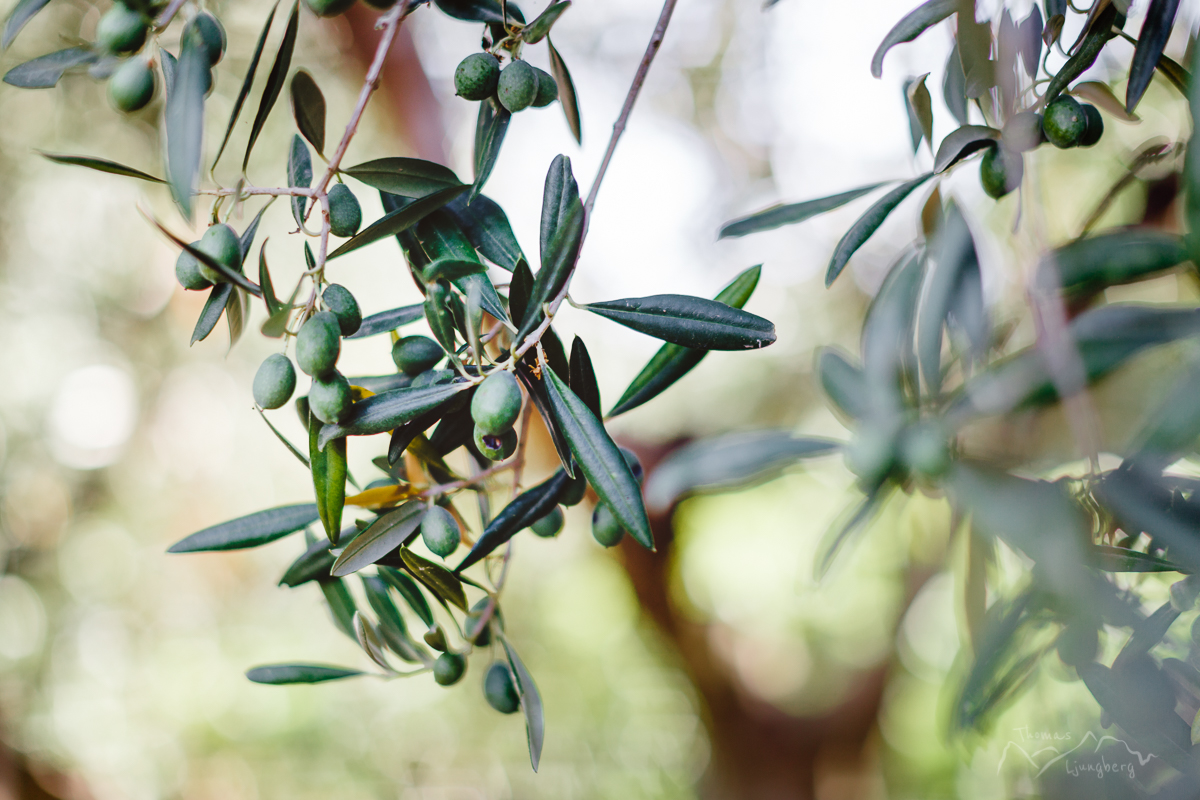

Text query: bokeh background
(0, 0), (1196, 797)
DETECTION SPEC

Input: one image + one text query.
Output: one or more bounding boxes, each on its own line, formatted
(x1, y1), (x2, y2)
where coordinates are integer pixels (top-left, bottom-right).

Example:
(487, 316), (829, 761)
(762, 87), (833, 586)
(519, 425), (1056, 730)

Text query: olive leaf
(540, 154), (581, 266)
(167, 503), (318, 552)
(290, 69), (326, 156)
(1041, 3), (1119, 107)
(3, 46), (95, 88)
(548, 38), (582, 144)
(473, 98), (511, 201)
(1126, 359), (1200, 468)
(870, 0), (956, 78)
(191, 283), (234, 344)
(645, 431), (841, 512)
(318, 381), (472, 449)
(826, 173), (933, 287)
(310, 414), (347, 544)
(259, 243), (282, 316)
(813, 486), (892, 579)
(246, 664), (365, 684)
(287, 134), (312, 228)
(213, 1), (278, 168)
(166, 29), (210, 218)
(1095, 465), (1200, 574)
(331, 501), (425, 577)
(903, 73), (933, 152)
(610, 265), (761, 416)
(433, 0), (523, 24)
(522, 0), (570, 43)
(456, 470), (571, 573)
(379, 566), (434, 628)
(279, 538), (335, 587)
(1093, 545), (1189, 573)
(932, 126), (999, 173)
(1039, 230), (1187, 296)
(320, 577), (358, 638)
(344, 158), (463, 197)
(399, 547), (467, 611)
(542, 365), (653, 549)
(568, 337), (601, 419)
(1017, 5), (1043, 78)
(239, 202), (271, 263)
(942, 42), (969, 125)
(147, 216), (263, 297)
(39, 152), (165, 183)
(225, 286), (246, 351)
(1, 0), (50, 49)
(516, 352), (574, 471)
(580, 294), (776, 350)
(443, 193), (526, 271)
(345, 304), (424, 339)
(501, 635), (545, 772)
(243, 0), (299, 171)
(817, 347), (868, 420)
(361, 575), (428, 663)
(719, 183), (886, 239)
(918, 202), (984, 395)
(328, 185), (469, 259)
(514, 205), (584, 347)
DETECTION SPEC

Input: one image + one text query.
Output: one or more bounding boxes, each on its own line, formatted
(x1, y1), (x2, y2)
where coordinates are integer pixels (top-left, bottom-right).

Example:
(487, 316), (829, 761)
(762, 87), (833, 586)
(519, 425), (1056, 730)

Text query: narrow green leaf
(361, 575), (428, 663)
(443, 193), (525, 270)
(813, 486), (890, 579)
(645, 431), (840, 512)
(239, 202), (271, 263)
(290, 69), (326, 155)
(942, 42), (969, 125)
(933, 126), (999, 173)
(501, 635), (545, 772)
(318, 381), (472, 449)
(379, 566), (434, 628)
(39, 151), (165, 183)
(548, 38), (581, 144)
(1093, 545), (1190, 573)
(167, 503), (318, 552)
(243, 0), (299, 171)
(1095, 465), (1200, 574)
(160, 49), (176, 104)
(246, 663), (364, 684)
(259, 243), (281, 315)
(569, 337), (601, 419)
(166, 29), (210, 218)
(472, 98), (511, 201)
(149, 217), (263, 297)
(1, 0), (50, 49)
(609, 266), (761, 416)
(328, 185), (469, 260)
(399, 547), (467, 611)
(346, 304), (424, 339)
(826, 173), (932, 287)
(331, 501), (425, 577)
(918, 202), (982, 395)
(343, 157), (463, 198)
(455, 471), (570, 573)
(904, 73), (933, 152)
(539, 154), (580, 265)
(542, 365), (652, 549)
(719, 183), (885, 239)
(309, 410), (347, 544)
(213, 1), (278, 168)
(1041, 230), (1188, 296)
(870, 0), (956, 78)
(817, 347), (868, 420)
(515, 201), (584, 346)
(423, 257), (486, 283)
(279, 538), (334, 586)
(258, 407), (309, 468)
(191, 283), (233, 344)
(3, 46), (94, 88)
(1041, 4), (1119, 106)
(433, 0), (523, 24)
(287, 134), (312, 228)
(522, 0), (569, 43)
(320, 577), (357, 638)
(581, 294), (776, 350)
(225, 286), (246, 350)
(516, 353), (573, 472)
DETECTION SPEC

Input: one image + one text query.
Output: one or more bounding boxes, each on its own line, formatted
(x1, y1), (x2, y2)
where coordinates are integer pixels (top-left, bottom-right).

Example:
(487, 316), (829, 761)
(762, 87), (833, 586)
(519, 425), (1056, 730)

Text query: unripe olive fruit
(454, 52), (501, 101)
(592, 503), (624, 547)
(421, 506), (461, 559)
(392, 335), (443, 376)
(497, 59), (538, 113)
(433, 652), (466, 686)
(471, 371), (522, 435)
(1078, 103), (1103, 147)
(483, 662), (520, 714)
(322, 284), (362, 336)
(558, 475), (587, 506)
(107, 57), (156, 112)
(1000, 110), (1044, 153)
(253, 353), (297, 409)
(296, 311), (341, 378)
(980, 145), (1023, 200)
(530, 506), (564, 538)
(1042, 96), (1086, 149)
(424, 625), (449, 651)
(96, 3), (149, 55)
(899, 421), (951, 479)
(465, 597), (493, 646)
(195, 223), (242, 284)
(327, 184), (362, 238)
(175, 246), (211, 290)
(619, 447), (644, 484)
(474, 425), (517, 461)
(308, 372), (352, 424)
(302, 0), (357, 18)
(185, 12), (226, 65)
(531, 66), (558, 107)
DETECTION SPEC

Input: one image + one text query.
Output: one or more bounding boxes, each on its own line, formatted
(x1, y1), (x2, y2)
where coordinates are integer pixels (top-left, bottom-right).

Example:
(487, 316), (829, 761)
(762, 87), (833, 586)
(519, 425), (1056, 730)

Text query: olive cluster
(173, 222), (240, 291)
(454, 52), (557, 114)
(981, 95), (1105, 200)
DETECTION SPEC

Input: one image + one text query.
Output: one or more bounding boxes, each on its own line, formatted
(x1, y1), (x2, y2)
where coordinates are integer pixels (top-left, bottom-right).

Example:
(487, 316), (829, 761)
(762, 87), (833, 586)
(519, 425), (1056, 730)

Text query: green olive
(470, 371), (522, 435)
(421, 506), (461, 558)
(96, 3), (149, 55)
(322, 284), (362, 336)
(185, 12), (226, 66)
(497, 60), (538, 113)
(483, 661), (520, 714)
(107, 57), (156, 113)
(558, 474), (587, 506)
(980, 144), (1023, 200)
(1078, 103), (1103, 147)
(591, 503), (624, 547)
(327, 184), (362, 238)
(296, 311), (341, 378)
(473, 425), (517, 461)
(531, 66), (558, 107)
(392, 335), (444, 376)
(194, 223), (242, 284)
(433, 652), (466, 686)
(253, 353), (298, 409)
(454, 52), (501, 101)
(174, 245), (211, 290)
(1042, 96), (1086, 149)
(308, 371), (352, 424)
(530, 506), (564, 538)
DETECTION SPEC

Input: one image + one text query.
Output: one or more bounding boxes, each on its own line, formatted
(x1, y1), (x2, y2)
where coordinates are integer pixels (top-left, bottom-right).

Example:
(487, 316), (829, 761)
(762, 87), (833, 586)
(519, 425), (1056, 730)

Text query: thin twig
(201, 186), (315, 198)
(583, 0), (679, 217)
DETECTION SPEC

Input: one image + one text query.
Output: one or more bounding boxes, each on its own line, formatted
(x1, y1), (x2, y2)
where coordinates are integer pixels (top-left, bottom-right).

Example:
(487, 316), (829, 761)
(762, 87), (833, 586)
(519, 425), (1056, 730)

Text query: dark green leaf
(39, 152), (165, 183)
(568, 337), (600, 419)
(320, 577), (357, 638)
(1093, 545), (1190, 573)
(351, 373), (413, 395)
(932, 125), (999, 173)
(3, 46), (94, 88)
(379, 566), (434, 628)
(433, 0), (523, 24)
(331, 501), (425, 577)
(328, 185), (469, 260)
(1078, 659), (1193, 772)
(318, 381), (472, 449)
(243, 0), (298, 171)
(167, 503), (318, 552)
(1018, 6), (1043, 78)
(515, 202), (584, 346)
(423, 258), (486, 283)
(472, 98), (511, 201)
(345, 304), (424, 339)
(239, 202), (271, 262)
(548, 38), (582, 144)
(1040, 229), (1188, 296)
(826, 173), (932, 287)
(279, 538), (335, 586)
(310, 411), (346, 544)
(246, 663), (364, 684)
(443, 193), (525, 270)
(343, 157), (462, 197)
(501, 635), (544, 772)
(290, 69), (326, 155)
(1, 0), (50, 49)
(166, 29), (209, 218)
(456, 471), (570, 573)
(522, 0), (569, 43)
(287, 134), (312, 228)
(542, 365), (652, 549)
(609, 266), (761, 416)
(719, 183), (886, 239)
(399, 547), (467, 610)
(942, 42), (969, 125)
(581, 294), (776, 350)
(817, 347), (868, 420)
(361, 575), (427, 663)
(191, 283), (233, 344)
(646, 431), (840, 512)
(1096, 465), (1200, 574)
(257, 407), (309, 468)
(870, 0), (956, 79)
(259, 243), (282, 316)
(1127, 0), (1179, 113)
(516, 353), (573, 471)
(213, 1), (277, 168)
(1042, 4), (1119, 106)
(539, 154), (580, 265)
